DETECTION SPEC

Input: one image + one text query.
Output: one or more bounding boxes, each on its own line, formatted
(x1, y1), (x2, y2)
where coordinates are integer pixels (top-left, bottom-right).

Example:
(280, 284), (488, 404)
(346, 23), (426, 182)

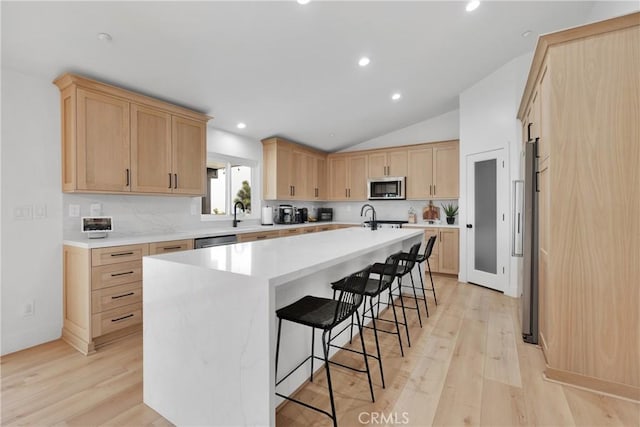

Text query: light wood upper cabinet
(327, 153), (368, 201)
(75, 89), (130, 192)
(407, 147), (434, 199)
(54, 73), (210, 196)
(130, 104), (172, 193)
(262, 137), (327, 201)
(407, 141), (458, 199)
(367, 149), (408, 178)
(171, 116), (206, 195)
(433, 143), (459, 198)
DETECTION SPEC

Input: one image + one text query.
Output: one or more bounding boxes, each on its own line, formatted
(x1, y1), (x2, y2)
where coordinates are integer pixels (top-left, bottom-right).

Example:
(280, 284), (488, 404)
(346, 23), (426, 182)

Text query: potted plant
(441, 203), (458, 225)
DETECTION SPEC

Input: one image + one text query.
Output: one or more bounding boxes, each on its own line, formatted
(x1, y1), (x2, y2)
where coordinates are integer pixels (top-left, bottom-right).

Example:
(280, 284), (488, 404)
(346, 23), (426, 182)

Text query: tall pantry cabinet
(518, 13), (639, 401)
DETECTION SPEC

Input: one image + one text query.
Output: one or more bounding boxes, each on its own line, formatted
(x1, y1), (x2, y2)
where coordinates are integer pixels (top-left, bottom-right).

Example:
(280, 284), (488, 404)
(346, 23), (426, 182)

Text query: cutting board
(422, 203), (439, 221)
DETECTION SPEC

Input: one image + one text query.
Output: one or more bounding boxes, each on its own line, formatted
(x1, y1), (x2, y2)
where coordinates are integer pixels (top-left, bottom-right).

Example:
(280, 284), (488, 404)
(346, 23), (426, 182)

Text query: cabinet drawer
(237, 231), (279, 242)
(279, 228), (302, 236)
(91, 244), (149, 266)
(92, 303), (142, 338)
(302, 227), (316, 234)
(149, 239), (194, 255)
(92, 282), (142, 313)
(91, 261), (142, 290)
(316, 225), (333, 232)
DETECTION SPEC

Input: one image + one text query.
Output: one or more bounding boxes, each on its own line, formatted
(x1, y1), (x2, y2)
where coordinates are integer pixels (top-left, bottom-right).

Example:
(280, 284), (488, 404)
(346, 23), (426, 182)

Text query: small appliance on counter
(296, 207), (308, 223)
(276, 205), (295, 224)
(316, 207), (333, 222)
(261, 206), (274, 226)
(81, 216), (113, 239)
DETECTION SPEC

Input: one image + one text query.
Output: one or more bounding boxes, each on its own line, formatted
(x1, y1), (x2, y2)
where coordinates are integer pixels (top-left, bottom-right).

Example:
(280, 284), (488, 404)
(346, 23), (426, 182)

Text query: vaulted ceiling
(3, 1), (603, 151)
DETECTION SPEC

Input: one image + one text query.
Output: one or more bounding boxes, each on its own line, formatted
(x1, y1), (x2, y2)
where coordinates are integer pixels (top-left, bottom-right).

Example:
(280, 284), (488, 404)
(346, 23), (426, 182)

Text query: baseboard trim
(544, 366), (640, 403)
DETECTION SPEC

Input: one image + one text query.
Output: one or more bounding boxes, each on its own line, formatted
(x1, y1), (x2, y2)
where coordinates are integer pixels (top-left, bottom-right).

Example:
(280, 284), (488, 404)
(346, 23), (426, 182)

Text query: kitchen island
(143, 227), (423, 426)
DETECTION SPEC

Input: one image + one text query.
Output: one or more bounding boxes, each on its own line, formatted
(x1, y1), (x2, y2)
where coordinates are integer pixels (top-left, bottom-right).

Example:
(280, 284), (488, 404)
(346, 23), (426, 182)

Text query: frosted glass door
(466, 149), (506, 292)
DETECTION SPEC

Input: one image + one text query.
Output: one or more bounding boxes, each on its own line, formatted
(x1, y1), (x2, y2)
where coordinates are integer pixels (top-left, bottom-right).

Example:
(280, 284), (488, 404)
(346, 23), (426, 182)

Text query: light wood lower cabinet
(149, 239), (194, 255)
(63, 241), (192, 355)
(422, 227), (459, 275)
(279, 228), (303, 237)
(237, 230), (280, 242)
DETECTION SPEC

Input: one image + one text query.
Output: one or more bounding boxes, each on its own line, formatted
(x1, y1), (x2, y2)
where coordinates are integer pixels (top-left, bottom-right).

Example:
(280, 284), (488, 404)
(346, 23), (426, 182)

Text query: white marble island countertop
(148, 227), (423, 286)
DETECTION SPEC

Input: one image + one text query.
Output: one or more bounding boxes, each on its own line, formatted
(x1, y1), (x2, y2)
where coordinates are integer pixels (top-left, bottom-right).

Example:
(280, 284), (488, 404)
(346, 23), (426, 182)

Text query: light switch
(90, 203), (102, 216)
(14, 205), (33, 220)
(69, 204), (81, 217)
(34, 204), (47, 219)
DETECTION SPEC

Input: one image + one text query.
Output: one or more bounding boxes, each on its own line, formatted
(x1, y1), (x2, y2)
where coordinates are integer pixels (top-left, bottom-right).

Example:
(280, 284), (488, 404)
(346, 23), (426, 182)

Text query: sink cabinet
(54, 73), (209, 196)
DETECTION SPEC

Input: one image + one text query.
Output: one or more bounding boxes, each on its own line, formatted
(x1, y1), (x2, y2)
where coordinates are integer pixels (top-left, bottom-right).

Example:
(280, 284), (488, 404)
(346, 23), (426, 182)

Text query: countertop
(63, 220), (458, 249)
(146, 227), (424, 286)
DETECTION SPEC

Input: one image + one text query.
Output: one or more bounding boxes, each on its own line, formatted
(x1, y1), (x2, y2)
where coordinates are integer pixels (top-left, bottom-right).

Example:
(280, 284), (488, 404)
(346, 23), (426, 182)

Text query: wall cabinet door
(348, 154), (368, 200)
(130, 104), (172, 193)
(291, 149), (309, 200)
(171, 116), (206, 195)
(387, 149), (408, 177)
(328, 156), (348, 200)
(315, 156), (326, 200)
(367, 152), (387, 178)
(407, 147), (433, 199)
(76, 89), (130, 192)
(433, 143), (459, 198)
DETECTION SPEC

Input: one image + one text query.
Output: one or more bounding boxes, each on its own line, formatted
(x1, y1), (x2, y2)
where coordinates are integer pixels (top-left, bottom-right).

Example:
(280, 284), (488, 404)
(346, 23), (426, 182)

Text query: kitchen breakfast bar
(142, 227), (423, 426)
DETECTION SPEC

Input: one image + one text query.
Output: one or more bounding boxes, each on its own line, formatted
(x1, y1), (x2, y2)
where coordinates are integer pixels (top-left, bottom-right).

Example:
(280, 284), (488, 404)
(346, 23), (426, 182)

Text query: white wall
(341, 109), (459, 152)
(1, 67), (63, 355)
(458, 53), (532, 298)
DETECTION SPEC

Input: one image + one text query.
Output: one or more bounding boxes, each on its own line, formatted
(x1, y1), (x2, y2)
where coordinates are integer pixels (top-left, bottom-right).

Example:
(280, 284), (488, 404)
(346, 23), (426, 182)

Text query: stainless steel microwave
(367, 177), (406, 200)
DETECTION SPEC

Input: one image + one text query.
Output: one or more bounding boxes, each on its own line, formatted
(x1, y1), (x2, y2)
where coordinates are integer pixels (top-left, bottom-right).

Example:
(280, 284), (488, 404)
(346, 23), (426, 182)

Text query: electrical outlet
(23, 300), (35, 317)
(69, 204), (80, 217)
(34, 204), (47, 219)
(14, 205), (33, 220)
(90, 203), (102, 216)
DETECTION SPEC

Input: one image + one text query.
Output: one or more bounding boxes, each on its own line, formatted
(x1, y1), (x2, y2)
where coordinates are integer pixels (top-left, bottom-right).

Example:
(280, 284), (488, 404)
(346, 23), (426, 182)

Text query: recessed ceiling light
(97, 32), (112, 42)
(521, 30), (533, 38)
(391, 93), (402, 101)
(297, 0), (310, 4)
(466, 0), (480, 12)
(358, 57), (371, 67)
(236, 123), (246, 129)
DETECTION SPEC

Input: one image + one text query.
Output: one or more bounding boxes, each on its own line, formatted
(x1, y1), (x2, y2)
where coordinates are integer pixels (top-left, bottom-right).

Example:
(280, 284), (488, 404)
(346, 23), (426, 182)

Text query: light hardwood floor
(2, 277), (638, 426)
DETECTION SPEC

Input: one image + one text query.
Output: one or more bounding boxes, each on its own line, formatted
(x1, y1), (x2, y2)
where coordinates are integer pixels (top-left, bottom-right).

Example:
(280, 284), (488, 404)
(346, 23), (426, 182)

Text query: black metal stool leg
(310, 327), (315, 382)
(395, 277), (411, 347)
(355, 311), (375, 403)
(427, 259), (438, 305)
(388, 290), (404, 357)
(369, 296), (385, 388)
(408, 270), (423, 327)
(417, 262), (430, 317)
(349, 312), (354, 344)
(322, 329), (338, 427)
(275, 318), (282, 382)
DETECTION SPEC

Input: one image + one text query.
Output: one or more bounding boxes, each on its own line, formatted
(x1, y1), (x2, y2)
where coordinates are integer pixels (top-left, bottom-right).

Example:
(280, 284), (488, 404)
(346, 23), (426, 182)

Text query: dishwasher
(194, 234), (238, 249)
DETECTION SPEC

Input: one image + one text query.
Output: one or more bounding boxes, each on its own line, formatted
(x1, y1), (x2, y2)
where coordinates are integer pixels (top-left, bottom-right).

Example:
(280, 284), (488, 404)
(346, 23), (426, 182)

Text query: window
(202, 156), (256, 217)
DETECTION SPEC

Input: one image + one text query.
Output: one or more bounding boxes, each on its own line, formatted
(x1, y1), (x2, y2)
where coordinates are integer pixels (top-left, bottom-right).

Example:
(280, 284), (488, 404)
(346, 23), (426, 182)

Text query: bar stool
(330, 252), (403, 389)
(398, 242), (430, 319)
(275, 266), (374, 427)
(416, 235), (438, 306)
(392, 243), (425, 346)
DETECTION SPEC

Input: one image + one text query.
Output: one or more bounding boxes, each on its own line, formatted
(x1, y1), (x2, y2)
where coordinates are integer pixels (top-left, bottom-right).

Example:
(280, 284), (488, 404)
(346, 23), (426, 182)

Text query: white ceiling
(2, 1), (603, 151)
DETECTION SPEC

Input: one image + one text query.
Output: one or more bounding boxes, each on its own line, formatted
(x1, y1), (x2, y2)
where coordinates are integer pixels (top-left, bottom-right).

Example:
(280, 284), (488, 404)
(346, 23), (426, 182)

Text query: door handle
(466, 224), (473, 228)
(174, 174), (178, 189)
(125, 169), (130, 187)
(168, 173), (172, 189)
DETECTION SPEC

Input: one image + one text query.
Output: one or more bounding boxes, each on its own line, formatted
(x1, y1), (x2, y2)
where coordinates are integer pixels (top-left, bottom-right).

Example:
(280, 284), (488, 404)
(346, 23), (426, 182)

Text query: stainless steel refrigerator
(521, 139), (539, 344)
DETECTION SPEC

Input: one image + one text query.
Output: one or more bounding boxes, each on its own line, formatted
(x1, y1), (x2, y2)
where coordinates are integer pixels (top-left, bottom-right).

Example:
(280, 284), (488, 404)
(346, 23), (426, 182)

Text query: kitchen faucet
(360, 203), (377, 231)
(233, 201), (245, 228)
